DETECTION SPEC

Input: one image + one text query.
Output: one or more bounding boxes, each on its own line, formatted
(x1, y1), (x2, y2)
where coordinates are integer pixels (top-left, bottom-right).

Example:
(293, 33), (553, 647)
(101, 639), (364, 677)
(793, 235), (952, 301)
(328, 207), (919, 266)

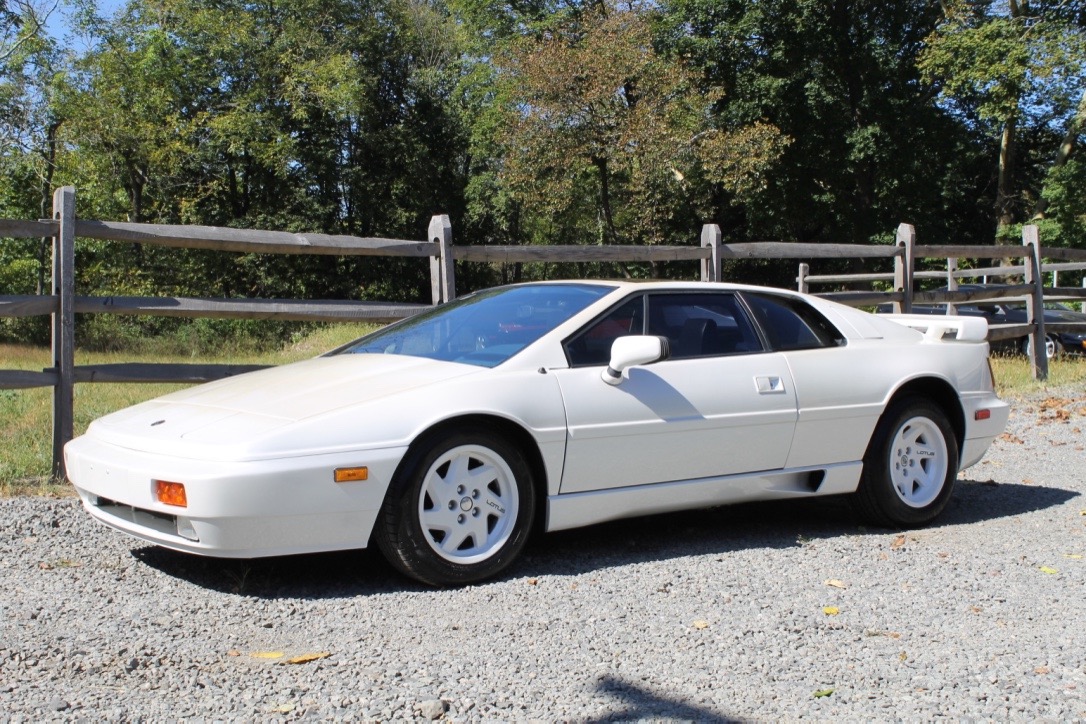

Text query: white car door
(553, 291), (799, 494)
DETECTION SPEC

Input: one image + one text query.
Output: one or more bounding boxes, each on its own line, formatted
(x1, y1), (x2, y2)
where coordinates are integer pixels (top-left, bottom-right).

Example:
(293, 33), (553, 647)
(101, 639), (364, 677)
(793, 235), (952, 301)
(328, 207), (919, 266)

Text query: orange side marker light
(155, 480), (188, 507)
(334, 467), (369, 483)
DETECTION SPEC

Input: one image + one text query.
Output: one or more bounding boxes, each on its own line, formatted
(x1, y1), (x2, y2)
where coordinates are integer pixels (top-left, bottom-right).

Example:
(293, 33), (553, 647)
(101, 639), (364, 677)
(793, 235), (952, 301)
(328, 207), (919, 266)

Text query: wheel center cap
(459, 497), (473, 512)
(900, 455), (909, 466)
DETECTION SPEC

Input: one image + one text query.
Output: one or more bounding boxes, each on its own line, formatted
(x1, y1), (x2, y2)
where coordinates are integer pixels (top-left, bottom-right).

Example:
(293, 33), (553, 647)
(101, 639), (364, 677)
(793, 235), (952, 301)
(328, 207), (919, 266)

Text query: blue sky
(44, 0), (124, 40)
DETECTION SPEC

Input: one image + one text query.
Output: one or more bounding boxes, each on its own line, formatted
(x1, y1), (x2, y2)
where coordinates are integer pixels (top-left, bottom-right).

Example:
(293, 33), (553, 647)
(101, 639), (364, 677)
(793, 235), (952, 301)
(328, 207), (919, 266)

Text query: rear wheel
(375, 428), (535, 586)
(853, 397), (958, 527)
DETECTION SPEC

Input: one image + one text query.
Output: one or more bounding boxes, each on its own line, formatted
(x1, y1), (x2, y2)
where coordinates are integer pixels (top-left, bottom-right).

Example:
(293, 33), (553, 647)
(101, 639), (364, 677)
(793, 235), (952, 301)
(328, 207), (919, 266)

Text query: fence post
(892, 223), (915, 314)
(797, 262), (809, 293)
(51, 186), (76, 479)
(946, 257), (958, 315)
(700, 224), (721, 282)
(1022, 224), (1048, 381)
(428, 215), (454, 304)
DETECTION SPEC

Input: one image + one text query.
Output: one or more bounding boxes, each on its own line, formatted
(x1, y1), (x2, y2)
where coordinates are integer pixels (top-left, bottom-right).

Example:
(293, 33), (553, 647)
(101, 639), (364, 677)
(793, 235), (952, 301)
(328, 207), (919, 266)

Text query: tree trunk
(592, 156), (619, 244)
(37, 119), (61, 296)
(995, 114), (1017, 244)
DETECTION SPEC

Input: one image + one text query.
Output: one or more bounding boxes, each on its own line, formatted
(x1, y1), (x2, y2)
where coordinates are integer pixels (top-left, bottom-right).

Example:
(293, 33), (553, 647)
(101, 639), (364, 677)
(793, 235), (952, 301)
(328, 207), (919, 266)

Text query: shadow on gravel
(588, 676), (744, 723)
(132, 545), (416, 599)
(942, 477), (1079, 527)
(131, 478), (1076, 599)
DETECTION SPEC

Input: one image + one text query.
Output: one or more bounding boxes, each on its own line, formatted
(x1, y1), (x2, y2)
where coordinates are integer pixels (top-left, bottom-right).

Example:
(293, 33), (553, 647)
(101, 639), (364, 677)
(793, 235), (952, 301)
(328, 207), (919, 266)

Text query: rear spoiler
(879, 314), (989, 342)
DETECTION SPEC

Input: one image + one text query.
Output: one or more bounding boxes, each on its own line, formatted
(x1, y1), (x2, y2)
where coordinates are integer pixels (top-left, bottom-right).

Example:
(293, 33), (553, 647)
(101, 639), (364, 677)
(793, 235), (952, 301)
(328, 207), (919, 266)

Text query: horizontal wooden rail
(1045, 287), (1086, 300)
(74, 296), (429, 323)
(1043, 322), (1086, 334)
(0, 295), (58, 317)
(0, 219), (56, 238)
(72, 363), (271, 384)
(914, 245), (1029, 260)
(988, 323), (1033, 341)
(73, 220), (437, 258)
(0, 369), (59, 390)
(452, 244), (710, 263)
(802, 271), (950, 284)
(2, 218), (436, 257)
(1040, 248), (1086, 262)
(818, 290), (901, 306)
(914, 284), (1034, 304)
(721, 242), (900, 260)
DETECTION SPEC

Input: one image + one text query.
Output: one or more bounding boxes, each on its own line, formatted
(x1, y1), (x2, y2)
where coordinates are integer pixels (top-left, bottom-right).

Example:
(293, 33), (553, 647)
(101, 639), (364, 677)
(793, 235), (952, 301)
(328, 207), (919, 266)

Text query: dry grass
(991, 353), (1086, 400)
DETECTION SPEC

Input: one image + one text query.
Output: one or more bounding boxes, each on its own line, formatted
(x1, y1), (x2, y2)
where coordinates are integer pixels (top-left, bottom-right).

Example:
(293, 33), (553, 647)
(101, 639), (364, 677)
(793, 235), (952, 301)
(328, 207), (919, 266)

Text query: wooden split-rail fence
(3, 186), (1086, 477)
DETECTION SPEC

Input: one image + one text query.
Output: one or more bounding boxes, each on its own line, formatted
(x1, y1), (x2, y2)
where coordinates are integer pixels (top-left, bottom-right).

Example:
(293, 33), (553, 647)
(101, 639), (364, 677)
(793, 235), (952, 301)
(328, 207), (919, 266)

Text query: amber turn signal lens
(155, 480), (188, 508)
(334, 467), (369, 483)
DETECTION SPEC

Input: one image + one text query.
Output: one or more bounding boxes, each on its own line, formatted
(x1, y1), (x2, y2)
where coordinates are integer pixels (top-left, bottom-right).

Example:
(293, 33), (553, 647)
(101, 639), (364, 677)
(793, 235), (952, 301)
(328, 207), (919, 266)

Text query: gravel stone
(418, 698), (446, 719)
(2, 388), (1085, 719)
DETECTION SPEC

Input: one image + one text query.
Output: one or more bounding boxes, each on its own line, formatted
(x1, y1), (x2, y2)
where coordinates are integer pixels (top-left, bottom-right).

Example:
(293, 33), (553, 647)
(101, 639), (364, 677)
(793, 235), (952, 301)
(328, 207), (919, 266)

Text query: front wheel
(375, 428), (536, 586)
(853, 397), (959, 528)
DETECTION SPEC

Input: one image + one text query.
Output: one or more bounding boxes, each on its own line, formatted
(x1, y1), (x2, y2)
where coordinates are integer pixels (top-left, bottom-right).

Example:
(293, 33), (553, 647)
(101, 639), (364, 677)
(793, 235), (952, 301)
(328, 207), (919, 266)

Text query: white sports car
(66, 281), (1009, 586)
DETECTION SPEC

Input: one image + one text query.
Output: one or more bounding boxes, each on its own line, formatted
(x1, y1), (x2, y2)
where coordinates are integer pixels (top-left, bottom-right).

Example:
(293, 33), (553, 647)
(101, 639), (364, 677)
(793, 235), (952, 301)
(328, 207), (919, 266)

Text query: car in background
(879, 284), (1086, 358)
(67, 281), (1009, 586)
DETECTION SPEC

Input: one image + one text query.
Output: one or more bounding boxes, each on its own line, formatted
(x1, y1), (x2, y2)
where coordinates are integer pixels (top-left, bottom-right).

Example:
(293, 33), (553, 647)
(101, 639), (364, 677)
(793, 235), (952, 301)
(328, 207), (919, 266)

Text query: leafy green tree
(59, 0), (472, 304)
(494, 3), (784, 253)
(1, 0), (65, 344)
(659, 0), (995, 249)
(920, 0), (1086, 242)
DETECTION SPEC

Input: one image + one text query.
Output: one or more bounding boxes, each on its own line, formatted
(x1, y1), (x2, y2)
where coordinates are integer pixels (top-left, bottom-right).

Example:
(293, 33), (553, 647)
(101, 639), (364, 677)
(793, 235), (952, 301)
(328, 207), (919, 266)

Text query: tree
(658, 0), (995, 249)
(495, 3), (784, 252)
(58, 0), (472, 303)
(920, 0), (1086, 243)
(0, 0), (64, 312)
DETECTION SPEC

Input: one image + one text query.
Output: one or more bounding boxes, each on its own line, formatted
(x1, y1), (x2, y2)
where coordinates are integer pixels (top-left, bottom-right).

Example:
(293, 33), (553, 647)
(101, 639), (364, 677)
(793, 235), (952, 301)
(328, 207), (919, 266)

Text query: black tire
(375, 427), (536, 586)
(853, 397), (959, 528)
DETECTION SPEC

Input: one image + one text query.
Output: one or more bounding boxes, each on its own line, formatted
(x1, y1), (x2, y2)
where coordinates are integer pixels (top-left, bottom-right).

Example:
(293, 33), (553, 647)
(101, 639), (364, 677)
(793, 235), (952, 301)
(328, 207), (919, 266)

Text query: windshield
(335, 283), (615, 368)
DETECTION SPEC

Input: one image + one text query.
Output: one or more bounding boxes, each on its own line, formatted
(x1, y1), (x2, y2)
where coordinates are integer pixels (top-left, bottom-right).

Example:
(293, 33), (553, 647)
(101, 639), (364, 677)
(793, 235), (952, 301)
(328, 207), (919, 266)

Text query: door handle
(755, 376), (786, 394)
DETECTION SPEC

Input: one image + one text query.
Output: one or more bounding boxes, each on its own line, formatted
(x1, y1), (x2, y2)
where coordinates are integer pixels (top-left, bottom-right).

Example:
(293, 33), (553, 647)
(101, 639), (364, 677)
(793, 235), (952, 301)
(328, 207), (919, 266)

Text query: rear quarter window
(743, 293), (845, 351)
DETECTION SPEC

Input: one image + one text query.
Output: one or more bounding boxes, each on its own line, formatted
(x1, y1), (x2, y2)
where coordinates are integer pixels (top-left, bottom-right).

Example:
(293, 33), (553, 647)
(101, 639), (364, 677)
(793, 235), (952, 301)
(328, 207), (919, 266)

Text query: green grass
(1, 329), (1082, 496)
(0, 322), (378, 496)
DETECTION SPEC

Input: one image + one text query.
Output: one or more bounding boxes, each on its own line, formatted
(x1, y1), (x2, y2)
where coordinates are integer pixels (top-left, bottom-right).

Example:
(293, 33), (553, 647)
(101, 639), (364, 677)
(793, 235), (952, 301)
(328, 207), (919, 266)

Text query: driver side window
(564, 296), (644, 367)
(646, 293), (763, 359)
(564, 291), (765, 366)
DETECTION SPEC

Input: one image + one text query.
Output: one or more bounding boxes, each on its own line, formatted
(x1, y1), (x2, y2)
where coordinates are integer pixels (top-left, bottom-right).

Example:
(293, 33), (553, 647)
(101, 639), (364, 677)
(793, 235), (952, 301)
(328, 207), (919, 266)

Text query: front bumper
(64, 434), (408, 558)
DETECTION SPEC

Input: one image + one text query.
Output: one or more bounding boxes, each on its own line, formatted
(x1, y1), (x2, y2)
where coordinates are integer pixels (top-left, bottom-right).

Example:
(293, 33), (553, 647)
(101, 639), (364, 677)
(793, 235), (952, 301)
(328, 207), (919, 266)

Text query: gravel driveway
(2, 389), (1085, 721)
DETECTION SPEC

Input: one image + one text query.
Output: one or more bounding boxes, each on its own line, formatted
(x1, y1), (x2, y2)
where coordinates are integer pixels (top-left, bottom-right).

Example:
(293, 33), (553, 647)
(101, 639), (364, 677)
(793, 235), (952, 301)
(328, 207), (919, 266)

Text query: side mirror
(602, 335), (670, 385)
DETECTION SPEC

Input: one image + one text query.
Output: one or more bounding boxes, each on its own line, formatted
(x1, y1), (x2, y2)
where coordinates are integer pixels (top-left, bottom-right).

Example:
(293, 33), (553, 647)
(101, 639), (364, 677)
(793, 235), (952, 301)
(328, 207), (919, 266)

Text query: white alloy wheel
(853, 396), (959, 528)
(888, 415), (949, 508)
(418, 444), (520, 564)
(375, 427), (536, 586)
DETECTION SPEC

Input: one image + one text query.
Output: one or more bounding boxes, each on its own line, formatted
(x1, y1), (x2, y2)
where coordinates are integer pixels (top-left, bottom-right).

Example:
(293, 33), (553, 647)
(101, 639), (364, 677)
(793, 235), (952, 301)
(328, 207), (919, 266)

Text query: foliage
(0, 0), (1085, 320)
(658, 0), (995, 247)
(495, 4), (785, 249)
(919, 0), (1086, 236)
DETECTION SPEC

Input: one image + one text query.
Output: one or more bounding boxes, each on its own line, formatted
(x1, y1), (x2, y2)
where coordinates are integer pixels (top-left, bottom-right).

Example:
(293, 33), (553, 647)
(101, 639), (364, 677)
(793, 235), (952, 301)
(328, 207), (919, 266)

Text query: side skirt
(546, 461), (863, 532)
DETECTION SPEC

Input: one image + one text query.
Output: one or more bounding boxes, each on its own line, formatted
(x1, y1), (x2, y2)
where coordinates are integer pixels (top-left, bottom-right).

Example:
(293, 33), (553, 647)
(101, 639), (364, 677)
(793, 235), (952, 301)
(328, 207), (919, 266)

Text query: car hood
(86, 354), (480, 456)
